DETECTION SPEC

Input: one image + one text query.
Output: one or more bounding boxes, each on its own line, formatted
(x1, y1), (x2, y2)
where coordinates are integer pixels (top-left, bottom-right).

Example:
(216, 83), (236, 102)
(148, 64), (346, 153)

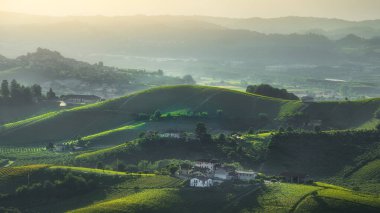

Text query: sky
(1, 0), (380, 20)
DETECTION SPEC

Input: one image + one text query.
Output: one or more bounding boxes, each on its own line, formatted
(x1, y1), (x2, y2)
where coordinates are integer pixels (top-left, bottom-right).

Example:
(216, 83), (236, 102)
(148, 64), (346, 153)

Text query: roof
(61, 95), (101, 100)
(236, 171), (256, 175)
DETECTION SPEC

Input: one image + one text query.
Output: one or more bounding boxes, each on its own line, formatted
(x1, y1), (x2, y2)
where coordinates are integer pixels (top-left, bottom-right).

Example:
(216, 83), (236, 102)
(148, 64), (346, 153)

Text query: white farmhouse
(195, 159), (218, 171)
(190, 177), (213, 188)
(236, 171), (257, 181)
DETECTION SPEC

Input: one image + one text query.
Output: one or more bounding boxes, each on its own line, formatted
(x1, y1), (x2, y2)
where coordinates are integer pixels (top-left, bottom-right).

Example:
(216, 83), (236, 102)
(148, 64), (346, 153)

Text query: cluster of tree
(246, 84), (299, 100)
(0, 79), (57, 105)
(15, 172), (97, 199)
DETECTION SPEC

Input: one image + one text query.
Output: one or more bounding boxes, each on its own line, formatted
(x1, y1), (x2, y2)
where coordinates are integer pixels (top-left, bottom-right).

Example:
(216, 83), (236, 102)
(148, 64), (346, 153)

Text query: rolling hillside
(1, 165), (379, 212)
(0, 85), (379, 146)
(0, 85), (299, 146)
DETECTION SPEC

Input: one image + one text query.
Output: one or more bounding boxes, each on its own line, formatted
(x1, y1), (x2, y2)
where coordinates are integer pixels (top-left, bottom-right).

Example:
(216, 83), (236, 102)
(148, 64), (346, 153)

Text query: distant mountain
(197, 16), (380, 39)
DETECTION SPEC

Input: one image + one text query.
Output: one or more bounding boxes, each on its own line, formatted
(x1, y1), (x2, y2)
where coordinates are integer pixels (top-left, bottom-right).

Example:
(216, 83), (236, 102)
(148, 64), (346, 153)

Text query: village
(177, 159), (258, 188)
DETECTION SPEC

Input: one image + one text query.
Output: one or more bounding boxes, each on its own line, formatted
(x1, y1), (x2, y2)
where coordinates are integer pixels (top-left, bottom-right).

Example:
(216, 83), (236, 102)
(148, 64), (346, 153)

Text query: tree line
(0, 79), (57, 105)
(246, 84), (299, 100)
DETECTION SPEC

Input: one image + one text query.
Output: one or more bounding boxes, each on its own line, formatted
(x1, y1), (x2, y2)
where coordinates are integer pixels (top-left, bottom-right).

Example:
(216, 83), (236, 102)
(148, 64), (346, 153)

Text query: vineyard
(0, 164), (48, 180)
(0, 146), (74, 166)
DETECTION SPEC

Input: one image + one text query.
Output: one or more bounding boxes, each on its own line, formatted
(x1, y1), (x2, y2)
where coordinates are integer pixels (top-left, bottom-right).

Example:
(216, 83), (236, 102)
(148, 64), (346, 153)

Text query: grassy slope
(236, 183), (380, 213)
(1, 85), (379, 147)
(70, 182), (380, 213)
(304, 99), (380, 129)
(0, 85), (297, 146)
(1, 165), (379, 213)
(263, 131), (380, 178)
(0, 102), (61, 125)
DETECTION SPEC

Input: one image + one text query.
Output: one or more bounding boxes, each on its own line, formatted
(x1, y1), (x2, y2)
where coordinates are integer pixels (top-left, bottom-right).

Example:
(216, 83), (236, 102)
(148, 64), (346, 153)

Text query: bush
(375, 109), (380, 119)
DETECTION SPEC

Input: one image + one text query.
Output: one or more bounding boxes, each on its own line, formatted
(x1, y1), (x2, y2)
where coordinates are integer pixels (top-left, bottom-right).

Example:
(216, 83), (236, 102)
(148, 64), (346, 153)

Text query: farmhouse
(61, 94), (102, 105)
(190, 177), (213, 188)
(236, 171), (257, 181)
(195, 159), (219, 171)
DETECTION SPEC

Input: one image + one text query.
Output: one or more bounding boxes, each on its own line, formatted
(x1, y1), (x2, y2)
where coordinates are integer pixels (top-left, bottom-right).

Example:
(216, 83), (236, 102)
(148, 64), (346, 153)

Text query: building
(190, 177), (213, 188)
(158, 133), (181, 139)
(61, 95), (102, 105)
(195, 159), (219, 171)
(236, 171), (257, 181)
(280, 172), (307, 183)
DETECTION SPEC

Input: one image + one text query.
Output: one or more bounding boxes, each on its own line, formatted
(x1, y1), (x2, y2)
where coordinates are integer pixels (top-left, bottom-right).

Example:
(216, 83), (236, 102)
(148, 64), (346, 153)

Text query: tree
(246, 84), (299, 100)
(218, 133), (226, 142)
(96, 162), (104, 170)
(376, 123), (380, 132)
(1, 80), (10, 98)
(46, 142), (54, 150)
(117, 163), (126, 172)
(375, 109), (380, 119)
(195, 123), (207, 140)
(31, 84), (42, 99)
(46, 88), (56, 100)
(157, 69), (164, 76)
(314, 126), (321, 133)
(183, 75), (196, 84)
(195, 123), (212, 143)
(10, 79), (21, 99)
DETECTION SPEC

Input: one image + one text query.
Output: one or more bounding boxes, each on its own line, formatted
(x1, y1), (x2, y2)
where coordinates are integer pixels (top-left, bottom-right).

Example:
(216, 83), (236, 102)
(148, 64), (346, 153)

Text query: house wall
(190, 178), (213, 187)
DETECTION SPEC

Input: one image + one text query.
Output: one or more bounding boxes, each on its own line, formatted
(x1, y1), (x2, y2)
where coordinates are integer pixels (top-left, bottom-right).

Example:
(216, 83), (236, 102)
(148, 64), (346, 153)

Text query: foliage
(246, 84), (299, 100)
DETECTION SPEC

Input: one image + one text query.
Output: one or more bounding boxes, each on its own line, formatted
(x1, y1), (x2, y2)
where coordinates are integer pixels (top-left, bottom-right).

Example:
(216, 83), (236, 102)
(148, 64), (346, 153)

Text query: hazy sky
(1, 0), (380, 20)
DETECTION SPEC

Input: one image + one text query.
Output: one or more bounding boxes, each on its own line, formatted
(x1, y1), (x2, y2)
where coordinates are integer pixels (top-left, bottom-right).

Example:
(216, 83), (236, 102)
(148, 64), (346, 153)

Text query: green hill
(263, 130), (380, 178)
(1, 164), (379, 212)
(0, 85), (379, 146)
(0, 85), (299, 146)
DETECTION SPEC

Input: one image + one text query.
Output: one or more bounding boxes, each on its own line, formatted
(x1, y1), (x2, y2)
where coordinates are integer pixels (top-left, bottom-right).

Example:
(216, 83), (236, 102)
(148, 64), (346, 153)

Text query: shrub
(375, 109), (380, 119)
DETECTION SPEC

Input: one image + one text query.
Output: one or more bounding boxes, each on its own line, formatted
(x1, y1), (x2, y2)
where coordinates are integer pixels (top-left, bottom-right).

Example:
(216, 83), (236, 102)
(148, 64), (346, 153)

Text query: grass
(70, 189), (181, 213)
(48, 166), (155, 177)
(350, 159), (380, 181)
(255, 183), (320, 212)
(317, 189), (380, 208)
(1, 85), (379, 146)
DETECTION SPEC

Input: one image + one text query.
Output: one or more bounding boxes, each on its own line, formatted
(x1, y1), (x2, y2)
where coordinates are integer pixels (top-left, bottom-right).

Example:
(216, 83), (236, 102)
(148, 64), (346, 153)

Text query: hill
(1, 166), (379, 212)
(0, 85), (300, 146)
(0, 85), (379, 146)
(263, 130), (380, 178)
(0, 48), (194, 98)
